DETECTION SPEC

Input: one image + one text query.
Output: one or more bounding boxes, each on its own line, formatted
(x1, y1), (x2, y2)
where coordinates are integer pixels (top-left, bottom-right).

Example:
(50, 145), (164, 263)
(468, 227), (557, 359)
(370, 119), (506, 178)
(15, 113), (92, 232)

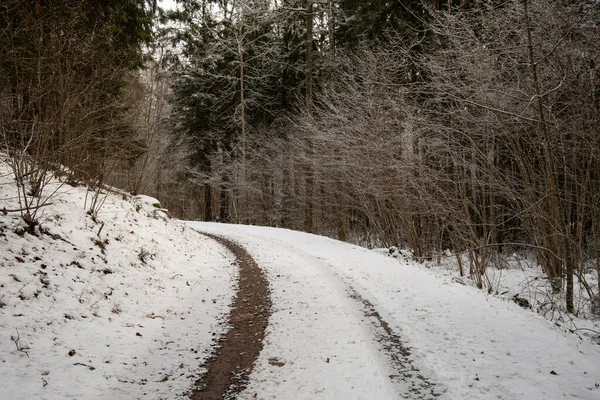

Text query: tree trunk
(304, 0), (314, 233)
(219, 184), (229, 222)
(204, 184), (213, 221)
(306, 0), (314, 110)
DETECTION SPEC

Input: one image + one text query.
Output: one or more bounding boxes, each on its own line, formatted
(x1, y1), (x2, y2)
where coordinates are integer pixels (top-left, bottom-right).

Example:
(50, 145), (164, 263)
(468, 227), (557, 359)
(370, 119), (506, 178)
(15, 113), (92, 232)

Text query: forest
(1, 0), (599, 314)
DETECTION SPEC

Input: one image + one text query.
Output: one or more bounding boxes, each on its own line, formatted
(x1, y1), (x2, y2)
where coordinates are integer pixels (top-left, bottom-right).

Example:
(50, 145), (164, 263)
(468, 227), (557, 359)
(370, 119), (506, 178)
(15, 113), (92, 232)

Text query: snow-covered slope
(0, 165), (236, 399)
(191, 222), (600, 400)
(1, 157), (599, 400)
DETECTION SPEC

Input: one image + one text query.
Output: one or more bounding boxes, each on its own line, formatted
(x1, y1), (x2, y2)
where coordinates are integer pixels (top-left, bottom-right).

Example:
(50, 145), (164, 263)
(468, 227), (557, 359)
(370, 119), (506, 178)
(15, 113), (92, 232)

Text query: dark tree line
(6, 0), (595, 316)
(156, 0), (600, 314)
(0, 0), (155, 194)
(159, 0), (430, 220)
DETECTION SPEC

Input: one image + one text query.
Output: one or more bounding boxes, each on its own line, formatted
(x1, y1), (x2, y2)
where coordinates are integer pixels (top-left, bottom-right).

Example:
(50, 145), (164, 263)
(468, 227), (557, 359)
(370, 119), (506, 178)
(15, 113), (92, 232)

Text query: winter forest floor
(0, 162), (599, 400)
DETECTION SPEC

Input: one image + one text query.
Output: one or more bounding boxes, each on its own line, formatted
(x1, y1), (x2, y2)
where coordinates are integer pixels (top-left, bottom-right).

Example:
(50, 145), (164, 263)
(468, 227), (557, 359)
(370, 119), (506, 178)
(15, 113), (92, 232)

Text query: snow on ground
(192, 226), (408, 400)
(2, 154), (599, 400)
(191, 222), (600, 400)
(417, 250), (600, 335)
(0, 163), (237, 399)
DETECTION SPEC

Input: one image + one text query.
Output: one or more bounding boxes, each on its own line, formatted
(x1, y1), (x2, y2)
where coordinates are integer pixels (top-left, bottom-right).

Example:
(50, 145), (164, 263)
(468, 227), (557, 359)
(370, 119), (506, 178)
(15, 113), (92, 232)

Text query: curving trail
(191, 225), (440, 400)
(188, 222), (600, 400)
(191, 234), (271, 400)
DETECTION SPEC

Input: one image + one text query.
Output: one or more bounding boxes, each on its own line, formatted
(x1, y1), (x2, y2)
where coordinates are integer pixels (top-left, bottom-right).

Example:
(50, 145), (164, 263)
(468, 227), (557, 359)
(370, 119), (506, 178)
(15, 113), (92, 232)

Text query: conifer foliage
(159, 0), (600, 314)
(3, 0), (598, 315)
(0, 0), (155, 184)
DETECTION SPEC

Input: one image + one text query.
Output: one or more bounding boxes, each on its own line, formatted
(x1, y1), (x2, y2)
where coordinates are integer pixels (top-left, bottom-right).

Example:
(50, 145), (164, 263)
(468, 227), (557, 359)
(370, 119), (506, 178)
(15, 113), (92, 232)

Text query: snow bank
(0, 163), (237, 399)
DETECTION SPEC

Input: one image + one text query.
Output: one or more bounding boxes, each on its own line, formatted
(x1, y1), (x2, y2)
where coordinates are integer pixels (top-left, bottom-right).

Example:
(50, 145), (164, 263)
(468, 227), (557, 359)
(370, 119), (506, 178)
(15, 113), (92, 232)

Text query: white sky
(159, 0), (177, 10)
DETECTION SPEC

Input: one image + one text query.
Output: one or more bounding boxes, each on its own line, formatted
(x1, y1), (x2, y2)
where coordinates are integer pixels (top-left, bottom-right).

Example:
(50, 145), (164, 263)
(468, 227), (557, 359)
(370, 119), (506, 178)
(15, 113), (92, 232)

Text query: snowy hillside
(0, 163), (237, 399)
(1, 159), (599, 400)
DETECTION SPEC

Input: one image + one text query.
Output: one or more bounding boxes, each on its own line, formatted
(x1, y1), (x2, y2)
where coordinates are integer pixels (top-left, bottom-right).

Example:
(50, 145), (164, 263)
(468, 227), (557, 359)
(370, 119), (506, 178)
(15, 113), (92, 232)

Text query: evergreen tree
(0, 0), (156, 179)
(163, 0), (316, 220)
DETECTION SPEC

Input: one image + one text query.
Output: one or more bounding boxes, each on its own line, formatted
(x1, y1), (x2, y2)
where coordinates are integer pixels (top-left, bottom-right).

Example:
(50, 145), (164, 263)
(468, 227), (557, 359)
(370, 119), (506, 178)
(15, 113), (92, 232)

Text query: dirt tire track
(346, 285), (440, 399)
(191, 233), (271, 400)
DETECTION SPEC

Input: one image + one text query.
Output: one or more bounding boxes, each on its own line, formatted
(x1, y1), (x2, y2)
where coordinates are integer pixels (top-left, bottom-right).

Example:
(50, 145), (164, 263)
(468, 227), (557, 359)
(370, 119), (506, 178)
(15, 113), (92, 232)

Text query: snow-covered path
(193, 224), (424, 400)
(191, 222), (600, 400)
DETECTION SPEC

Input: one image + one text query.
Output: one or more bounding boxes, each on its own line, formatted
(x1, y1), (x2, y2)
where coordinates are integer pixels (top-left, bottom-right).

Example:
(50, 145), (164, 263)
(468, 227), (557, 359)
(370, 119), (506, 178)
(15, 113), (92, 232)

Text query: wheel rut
(191, 233), (271, 400)
(345, 285), (441, 399)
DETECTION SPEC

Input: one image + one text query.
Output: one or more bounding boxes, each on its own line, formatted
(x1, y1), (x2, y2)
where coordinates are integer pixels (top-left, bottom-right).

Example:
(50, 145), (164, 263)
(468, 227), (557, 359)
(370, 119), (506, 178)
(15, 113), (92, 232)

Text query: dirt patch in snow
(191, 234), (271, 400)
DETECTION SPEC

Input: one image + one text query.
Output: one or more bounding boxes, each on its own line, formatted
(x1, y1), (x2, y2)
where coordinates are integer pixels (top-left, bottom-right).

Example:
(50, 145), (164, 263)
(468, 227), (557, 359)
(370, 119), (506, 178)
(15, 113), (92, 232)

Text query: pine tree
(0, 0), (156, 180)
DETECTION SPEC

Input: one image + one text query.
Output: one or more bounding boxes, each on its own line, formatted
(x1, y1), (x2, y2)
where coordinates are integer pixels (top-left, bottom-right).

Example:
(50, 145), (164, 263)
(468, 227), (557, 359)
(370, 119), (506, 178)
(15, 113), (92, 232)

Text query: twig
(97, 222), (105, 237)
(18, 277), (36, 294)
(90, 293), (105, 309)
(73, 362), (96, 371)
(18, 168), (41, 179)
(573, 328), (600, 335)
(2, 203), (53, 213)
(11, 328), (30, 357)
(31, 179), (65, 219)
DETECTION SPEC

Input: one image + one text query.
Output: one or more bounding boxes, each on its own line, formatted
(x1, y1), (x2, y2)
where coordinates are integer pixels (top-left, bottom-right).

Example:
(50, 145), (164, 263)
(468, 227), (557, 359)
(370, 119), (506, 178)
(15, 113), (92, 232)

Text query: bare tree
(418, 0), (600, 309)
(0, 1), (150, 225)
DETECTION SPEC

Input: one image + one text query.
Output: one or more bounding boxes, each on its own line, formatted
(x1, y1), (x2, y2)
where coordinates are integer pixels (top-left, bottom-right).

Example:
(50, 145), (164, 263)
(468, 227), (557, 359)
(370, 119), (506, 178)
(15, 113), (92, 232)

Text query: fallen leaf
(160, 375), (169, 382)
